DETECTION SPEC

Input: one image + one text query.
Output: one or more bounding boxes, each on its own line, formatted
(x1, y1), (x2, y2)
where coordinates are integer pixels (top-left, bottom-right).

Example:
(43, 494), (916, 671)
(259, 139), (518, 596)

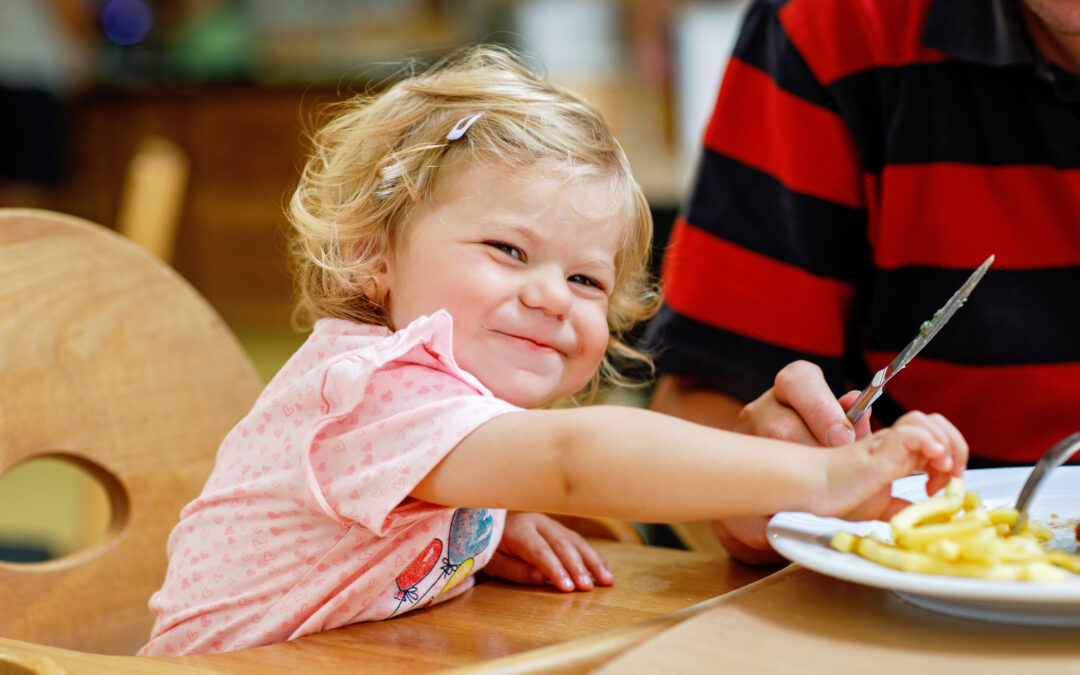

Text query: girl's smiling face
(376, 162), (624, 407)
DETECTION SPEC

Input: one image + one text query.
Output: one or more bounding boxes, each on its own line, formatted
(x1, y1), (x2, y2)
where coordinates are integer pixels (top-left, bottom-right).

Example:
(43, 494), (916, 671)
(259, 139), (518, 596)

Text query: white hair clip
(446, 112), (484, 141)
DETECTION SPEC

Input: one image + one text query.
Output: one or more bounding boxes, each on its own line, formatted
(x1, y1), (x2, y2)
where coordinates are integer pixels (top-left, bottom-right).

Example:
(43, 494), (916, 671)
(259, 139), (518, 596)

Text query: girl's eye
(569, 274), (605, 292)
(486, 241), (524, 261)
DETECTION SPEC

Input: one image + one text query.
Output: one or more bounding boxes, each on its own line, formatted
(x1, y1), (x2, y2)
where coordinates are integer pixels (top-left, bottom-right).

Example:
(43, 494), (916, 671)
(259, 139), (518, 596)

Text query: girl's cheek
(590, 312), (613, 359)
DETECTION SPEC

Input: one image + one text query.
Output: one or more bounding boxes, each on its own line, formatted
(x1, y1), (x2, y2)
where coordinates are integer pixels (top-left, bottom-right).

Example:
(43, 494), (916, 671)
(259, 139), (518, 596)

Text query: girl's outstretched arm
(411, 405), (965, 524)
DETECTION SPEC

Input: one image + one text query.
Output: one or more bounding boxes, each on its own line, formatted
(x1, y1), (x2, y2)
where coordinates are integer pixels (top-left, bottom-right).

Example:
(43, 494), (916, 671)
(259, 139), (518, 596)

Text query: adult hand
(733, 360), (872, 444)
(713, 361), (873, 564)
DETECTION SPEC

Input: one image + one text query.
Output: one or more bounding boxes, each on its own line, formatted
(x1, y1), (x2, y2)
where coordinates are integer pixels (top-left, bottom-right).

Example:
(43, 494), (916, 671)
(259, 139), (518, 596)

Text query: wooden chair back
(0, 209), (262, 656)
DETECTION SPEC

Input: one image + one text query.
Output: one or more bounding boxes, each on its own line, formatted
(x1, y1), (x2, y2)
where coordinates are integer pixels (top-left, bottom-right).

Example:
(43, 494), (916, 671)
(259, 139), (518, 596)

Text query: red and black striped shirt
(645, 0), (1080, 464)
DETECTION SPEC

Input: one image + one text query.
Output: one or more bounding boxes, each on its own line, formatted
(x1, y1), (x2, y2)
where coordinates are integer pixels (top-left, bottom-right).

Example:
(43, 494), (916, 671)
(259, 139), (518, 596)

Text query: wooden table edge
(439, 564), (798, 674)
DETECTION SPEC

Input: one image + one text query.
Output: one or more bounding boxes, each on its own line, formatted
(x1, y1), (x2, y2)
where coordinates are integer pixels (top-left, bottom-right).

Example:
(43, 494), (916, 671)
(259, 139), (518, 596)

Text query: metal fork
(1012, 431), (1080, 532)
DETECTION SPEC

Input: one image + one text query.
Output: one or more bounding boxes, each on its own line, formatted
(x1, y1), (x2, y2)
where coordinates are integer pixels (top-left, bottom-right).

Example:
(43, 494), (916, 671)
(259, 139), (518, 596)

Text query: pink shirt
(140, 312), (519, 655)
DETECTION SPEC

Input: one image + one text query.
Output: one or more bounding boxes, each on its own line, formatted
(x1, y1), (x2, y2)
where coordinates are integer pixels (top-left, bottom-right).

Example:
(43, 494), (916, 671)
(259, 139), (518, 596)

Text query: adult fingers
(837, 390), (873, 440)
(772, 360), (854, 447)
(711, 517), (786, 566)
(735, 393), (819, 445)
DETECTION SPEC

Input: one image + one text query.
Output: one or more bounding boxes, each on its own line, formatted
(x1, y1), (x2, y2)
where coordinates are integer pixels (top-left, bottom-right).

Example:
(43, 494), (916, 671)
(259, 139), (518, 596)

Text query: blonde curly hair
(288, 44), (660, 403)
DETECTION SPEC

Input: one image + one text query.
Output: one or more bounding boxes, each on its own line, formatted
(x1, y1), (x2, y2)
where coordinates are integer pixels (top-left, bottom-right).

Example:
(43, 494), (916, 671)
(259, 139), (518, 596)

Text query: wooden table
(0, 541), (776, 674)
(597, 565), (1080, 674)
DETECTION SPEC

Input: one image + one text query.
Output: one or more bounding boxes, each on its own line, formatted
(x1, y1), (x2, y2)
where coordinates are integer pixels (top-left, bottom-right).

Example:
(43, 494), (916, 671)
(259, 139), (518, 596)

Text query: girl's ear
(369, 259), (391, 307)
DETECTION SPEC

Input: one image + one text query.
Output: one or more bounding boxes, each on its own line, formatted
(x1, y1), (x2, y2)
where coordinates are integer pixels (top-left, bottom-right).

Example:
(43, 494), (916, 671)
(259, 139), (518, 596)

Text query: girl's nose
(519, 265), (572, 319)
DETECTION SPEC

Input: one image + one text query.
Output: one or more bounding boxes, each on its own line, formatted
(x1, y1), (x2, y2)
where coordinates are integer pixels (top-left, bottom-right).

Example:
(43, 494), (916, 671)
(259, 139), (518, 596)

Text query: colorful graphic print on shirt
(391, 508), (495, 615)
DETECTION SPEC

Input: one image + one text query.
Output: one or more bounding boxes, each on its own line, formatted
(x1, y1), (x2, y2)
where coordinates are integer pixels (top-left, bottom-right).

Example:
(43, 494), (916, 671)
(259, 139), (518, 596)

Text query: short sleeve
(306, 358), (517, 536)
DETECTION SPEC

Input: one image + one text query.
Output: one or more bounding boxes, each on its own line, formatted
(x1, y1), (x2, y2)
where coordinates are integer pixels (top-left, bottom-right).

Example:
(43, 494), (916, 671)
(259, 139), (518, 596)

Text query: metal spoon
(1012, 431), (1080, 532)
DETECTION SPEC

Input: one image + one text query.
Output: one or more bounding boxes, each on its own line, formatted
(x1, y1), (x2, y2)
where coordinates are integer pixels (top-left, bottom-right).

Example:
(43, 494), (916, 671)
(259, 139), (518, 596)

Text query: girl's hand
(485, 512), (614, 592)
(713, 386), (876, 565)
(818, 411), (968, 520)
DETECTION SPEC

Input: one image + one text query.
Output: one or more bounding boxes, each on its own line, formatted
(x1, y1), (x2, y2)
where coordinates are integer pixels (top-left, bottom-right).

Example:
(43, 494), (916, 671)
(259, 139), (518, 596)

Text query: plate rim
(766, 466), (1080, 606)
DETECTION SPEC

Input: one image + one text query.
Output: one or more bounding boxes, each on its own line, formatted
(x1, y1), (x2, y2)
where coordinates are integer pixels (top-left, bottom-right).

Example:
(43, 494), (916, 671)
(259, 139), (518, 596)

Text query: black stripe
(867, 266), (1080, 365)
(643, 306), (848, 401)
(832, 61), (1080, 172)
(683, 150), (868, 282)
(731, 0), (837, 112)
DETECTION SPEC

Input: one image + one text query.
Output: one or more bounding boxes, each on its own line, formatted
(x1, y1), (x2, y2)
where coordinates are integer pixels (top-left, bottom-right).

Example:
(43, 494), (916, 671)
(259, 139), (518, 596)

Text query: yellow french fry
(831, 483), (1077, 583)
(1047, 550), (1080, 574)
(986, 507), (1019, 526)
(944, 477), (965, 498)
(1020, 519), (1053, 541)
(855, 537), (1007, 579)
(897, 520), (984, 550)
(890, 495), (964, 537)
(962, 490), (983, 511)
(830, 530), (859, 553)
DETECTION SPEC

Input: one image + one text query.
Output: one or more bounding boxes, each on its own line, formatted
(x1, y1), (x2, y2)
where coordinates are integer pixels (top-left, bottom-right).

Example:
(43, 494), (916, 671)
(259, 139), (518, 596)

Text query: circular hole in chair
(0, 453), (128, 565)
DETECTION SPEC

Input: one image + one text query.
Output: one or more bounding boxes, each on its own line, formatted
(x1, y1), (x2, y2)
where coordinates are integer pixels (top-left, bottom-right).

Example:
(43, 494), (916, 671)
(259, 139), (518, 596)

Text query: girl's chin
(475, 364), (591, 407)
(485, 379), (566, 408)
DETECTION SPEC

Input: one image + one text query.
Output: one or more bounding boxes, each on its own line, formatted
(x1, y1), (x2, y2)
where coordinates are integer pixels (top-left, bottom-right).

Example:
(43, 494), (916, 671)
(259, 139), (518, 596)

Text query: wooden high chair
(0, 209), (263, 668)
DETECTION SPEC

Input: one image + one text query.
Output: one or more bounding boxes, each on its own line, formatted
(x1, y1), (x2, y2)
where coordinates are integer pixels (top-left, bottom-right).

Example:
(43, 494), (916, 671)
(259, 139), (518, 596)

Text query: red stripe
(866, 164), (1080, 269)
(661, 219), (854, 357)
(864, 353), (1080, 463)
(706, 58), (863, 208)
(780, 0), (948, 85)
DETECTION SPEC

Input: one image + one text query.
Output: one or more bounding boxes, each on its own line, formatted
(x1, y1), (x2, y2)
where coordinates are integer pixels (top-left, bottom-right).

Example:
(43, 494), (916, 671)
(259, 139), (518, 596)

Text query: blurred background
(0, 0), (749, 560)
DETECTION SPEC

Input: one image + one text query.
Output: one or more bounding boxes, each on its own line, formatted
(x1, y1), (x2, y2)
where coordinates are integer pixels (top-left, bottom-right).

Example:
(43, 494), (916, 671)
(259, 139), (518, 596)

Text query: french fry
(897, 520), (984, 550)
(830, 530), (859, 553)
(889, 494), (963, 536)
(962, 490), (983, 511)
(829, 480), (1078, 582)
(1021, 519), (1053, 542)
(1046, 550), (1080, 574)
(854, 536), (1015, 579)
(986, 507), (1019, 526)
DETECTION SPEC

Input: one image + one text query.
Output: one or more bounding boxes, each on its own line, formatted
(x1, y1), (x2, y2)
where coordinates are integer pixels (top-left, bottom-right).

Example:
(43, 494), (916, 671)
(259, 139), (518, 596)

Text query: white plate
(767, 467), (1080, 625)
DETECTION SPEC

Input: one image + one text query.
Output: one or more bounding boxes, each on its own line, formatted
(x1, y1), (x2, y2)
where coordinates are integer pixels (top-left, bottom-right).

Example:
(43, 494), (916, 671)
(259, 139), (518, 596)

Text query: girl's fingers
(924, 471), (952, 496)
(501, 514), (616, 591)
(558, 532), (613, 587)
(580, 543), (614, 586)
(501, 520), (575, 591)
(928, 413), (968, 475)
(523, 539), (576, 591)
(896, 411), (968, 477)
(485, 551), (546, 585)
(538, 522), (595, 590)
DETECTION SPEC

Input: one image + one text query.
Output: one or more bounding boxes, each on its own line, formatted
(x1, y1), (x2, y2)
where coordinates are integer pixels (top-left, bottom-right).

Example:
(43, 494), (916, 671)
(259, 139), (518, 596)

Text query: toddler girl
(140, 45), (966, 656)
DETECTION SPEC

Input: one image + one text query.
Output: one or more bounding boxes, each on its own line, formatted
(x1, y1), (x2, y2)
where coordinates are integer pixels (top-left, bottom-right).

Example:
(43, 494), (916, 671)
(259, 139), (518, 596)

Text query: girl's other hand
(486, 512), (615, 592)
